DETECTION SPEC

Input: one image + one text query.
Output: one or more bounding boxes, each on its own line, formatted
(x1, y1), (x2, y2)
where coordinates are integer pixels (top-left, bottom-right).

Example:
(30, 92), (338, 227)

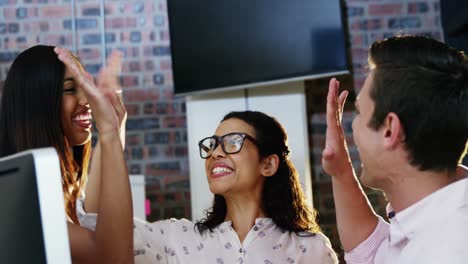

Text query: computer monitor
(0, 147), (71, 264)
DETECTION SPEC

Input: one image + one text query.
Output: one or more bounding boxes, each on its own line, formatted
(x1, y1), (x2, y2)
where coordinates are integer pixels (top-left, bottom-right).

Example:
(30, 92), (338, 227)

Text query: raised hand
(54, 47), (124, 137)
(322, 78), (354, 178)
(55, 47), (134, 263)
(322, 78), (379, 252)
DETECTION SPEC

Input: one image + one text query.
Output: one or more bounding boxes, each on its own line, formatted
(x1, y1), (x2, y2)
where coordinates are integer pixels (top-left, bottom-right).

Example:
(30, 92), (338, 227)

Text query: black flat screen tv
(168, 0), (349, 95)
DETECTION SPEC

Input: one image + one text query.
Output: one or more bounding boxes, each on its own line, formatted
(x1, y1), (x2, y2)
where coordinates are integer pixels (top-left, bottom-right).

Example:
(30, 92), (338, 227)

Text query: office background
(0, 0), (453, 261)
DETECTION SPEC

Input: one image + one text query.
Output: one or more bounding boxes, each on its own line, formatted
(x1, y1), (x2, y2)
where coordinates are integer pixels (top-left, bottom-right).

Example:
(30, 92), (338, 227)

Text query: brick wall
(308, 0), (443, 260)
(1, 0), (445, 259)
(0, 0), (190, 221)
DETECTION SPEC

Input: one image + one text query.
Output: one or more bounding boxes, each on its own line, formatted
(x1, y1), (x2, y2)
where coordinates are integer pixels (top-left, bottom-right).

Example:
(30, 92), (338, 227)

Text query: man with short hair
(323, 35), (468, 263)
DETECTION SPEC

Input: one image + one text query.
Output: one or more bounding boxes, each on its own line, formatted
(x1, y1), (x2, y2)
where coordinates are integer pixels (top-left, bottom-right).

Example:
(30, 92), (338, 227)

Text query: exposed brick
(143, 102), (156, 115)
(0, 51), (18, 62)
(159, 30), (170, 41)
(351, 18), (382, 31)
(130, 31), (141, 43)
(63, 18), (98, 30)
(145, 145), (160, 158)
(137, 16), (146, 27)
(164, 174), (189, 188)
(23, 21), (49, 33)
(145, 161), (181, 177)
(144, 131), (170, 145)
(127, 117), (160, 131)
(128, 146), (144, 160)
(16, 36), (26, 43)
(153, 15), (165, 26)
(388, 17), (421, 29)
(44, 34), (72, 46)
(163, 115), (186, 128)
(160, 59), (172, 71)
(105, 17), (137, 29)
(123, 88), (159, 102)
(82, 33), (115, 45)
(162, 206), (186, 219)
(145, 176), (161, 192)
(16, 7), (27, 18)
(158, 1), (166, 12)
(150, 31), (157, 41)
(129, 163), (142, 174)
(0, 1), (447, 252)
(368, 3), (403, 16)
(408, 2), (429, 14)
(41, 5), (71, 17)
(125, 61), (141, 72)
(351, 48), (369, 61)
(169, 146), (188, 157)
(83, 63), (101, 74)
(152, 45), (171, 56)
(7, 23), (18, 33)
(153, 73), (164, 85)
(77, 48), (101, 60)
(133, 2), (144, 13)
(144, 60), (155, 71)
(347, 6), (364, 17)
(120, 75), (139, 87)
(351, 33), (370, 48)
(125, 103), (141, 116)
(82, 7), (100, 16)
(126, 133), (142, 146)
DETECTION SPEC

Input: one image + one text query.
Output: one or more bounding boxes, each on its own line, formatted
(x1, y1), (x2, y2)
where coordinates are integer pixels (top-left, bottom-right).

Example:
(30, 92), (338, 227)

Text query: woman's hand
(55, 47), (134, 264)
(54, 47), (124, 137)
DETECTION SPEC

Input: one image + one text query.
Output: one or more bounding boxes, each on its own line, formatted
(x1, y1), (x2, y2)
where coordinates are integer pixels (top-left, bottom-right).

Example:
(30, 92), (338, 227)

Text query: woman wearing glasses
(79, 111), (337, 263)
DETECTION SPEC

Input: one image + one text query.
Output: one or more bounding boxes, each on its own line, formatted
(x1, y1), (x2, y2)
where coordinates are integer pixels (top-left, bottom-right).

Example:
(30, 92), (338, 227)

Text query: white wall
(130, 174), (146, 220)
(186, 82), (312, 221)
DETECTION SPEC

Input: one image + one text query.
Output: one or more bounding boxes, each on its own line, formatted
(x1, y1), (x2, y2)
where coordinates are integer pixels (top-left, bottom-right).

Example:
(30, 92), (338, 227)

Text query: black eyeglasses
(198, 132), (257, 159)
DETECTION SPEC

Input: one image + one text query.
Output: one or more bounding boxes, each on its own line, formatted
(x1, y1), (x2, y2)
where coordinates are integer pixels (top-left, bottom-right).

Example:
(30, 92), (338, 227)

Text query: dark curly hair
(195, 111), (320, 235)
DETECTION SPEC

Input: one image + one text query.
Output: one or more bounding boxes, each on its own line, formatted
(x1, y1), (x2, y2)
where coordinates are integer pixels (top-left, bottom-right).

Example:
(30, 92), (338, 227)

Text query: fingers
(326, 78), (341, 127)
(338, 90), (349, 122)
(54, 47), (99, 100)
(54, 47), (84, 83)
(101, 51), (123, 92)
(106, 50), (123, 76)
(97, 52), (122, 94)
(107, 91), (127, 128)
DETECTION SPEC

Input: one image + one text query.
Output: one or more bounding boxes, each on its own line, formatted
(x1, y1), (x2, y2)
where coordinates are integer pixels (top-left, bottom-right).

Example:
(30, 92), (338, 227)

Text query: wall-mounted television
(168, 0), (349, 95)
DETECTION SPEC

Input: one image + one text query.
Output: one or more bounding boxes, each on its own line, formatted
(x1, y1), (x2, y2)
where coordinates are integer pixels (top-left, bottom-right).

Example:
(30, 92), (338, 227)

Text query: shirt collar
(387, 177), (468, 246)
(219, 218), (273, 230)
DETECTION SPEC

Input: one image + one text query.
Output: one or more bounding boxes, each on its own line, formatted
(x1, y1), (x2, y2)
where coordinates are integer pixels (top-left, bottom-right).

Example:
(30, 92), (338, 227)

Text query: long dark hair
(0, 45), (91, 222)
(195, 111), (320, 234)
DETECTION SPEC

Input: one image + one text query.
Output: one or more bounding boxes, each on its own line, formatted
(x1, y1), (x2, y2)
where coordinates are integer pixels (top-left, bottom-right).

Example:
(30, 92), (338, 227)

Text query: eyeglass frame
(198, 132), (258, 159)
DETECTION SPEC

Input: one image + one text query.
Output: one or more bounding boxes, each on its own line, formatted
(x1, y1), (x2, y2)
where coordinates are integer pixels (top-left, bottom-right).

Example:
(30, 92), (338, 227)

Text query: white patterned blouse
(77, 199), (338, 264)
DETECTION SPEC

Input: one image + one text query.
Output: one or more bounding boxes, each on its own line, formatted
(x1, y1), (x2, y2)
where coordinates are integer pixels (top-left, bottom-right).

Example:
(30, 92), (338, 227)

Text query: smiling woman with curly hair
(79, 110), (337, 264)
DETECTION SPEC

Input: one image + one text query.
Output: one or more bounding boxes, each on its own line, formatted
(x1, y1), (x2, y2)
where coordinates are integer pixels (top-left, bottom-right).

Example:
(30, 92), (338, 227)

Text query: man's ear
(382, 112), (405, 150)
(260, 154), (280, 177)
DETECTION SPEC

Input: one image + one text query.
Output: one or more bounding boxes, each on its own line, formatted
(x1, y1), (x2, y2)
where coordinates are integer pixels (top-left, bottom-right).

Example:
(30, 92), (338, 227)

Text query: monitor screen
(0, 148), (71, 264)
(168, 0), (349, 95)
